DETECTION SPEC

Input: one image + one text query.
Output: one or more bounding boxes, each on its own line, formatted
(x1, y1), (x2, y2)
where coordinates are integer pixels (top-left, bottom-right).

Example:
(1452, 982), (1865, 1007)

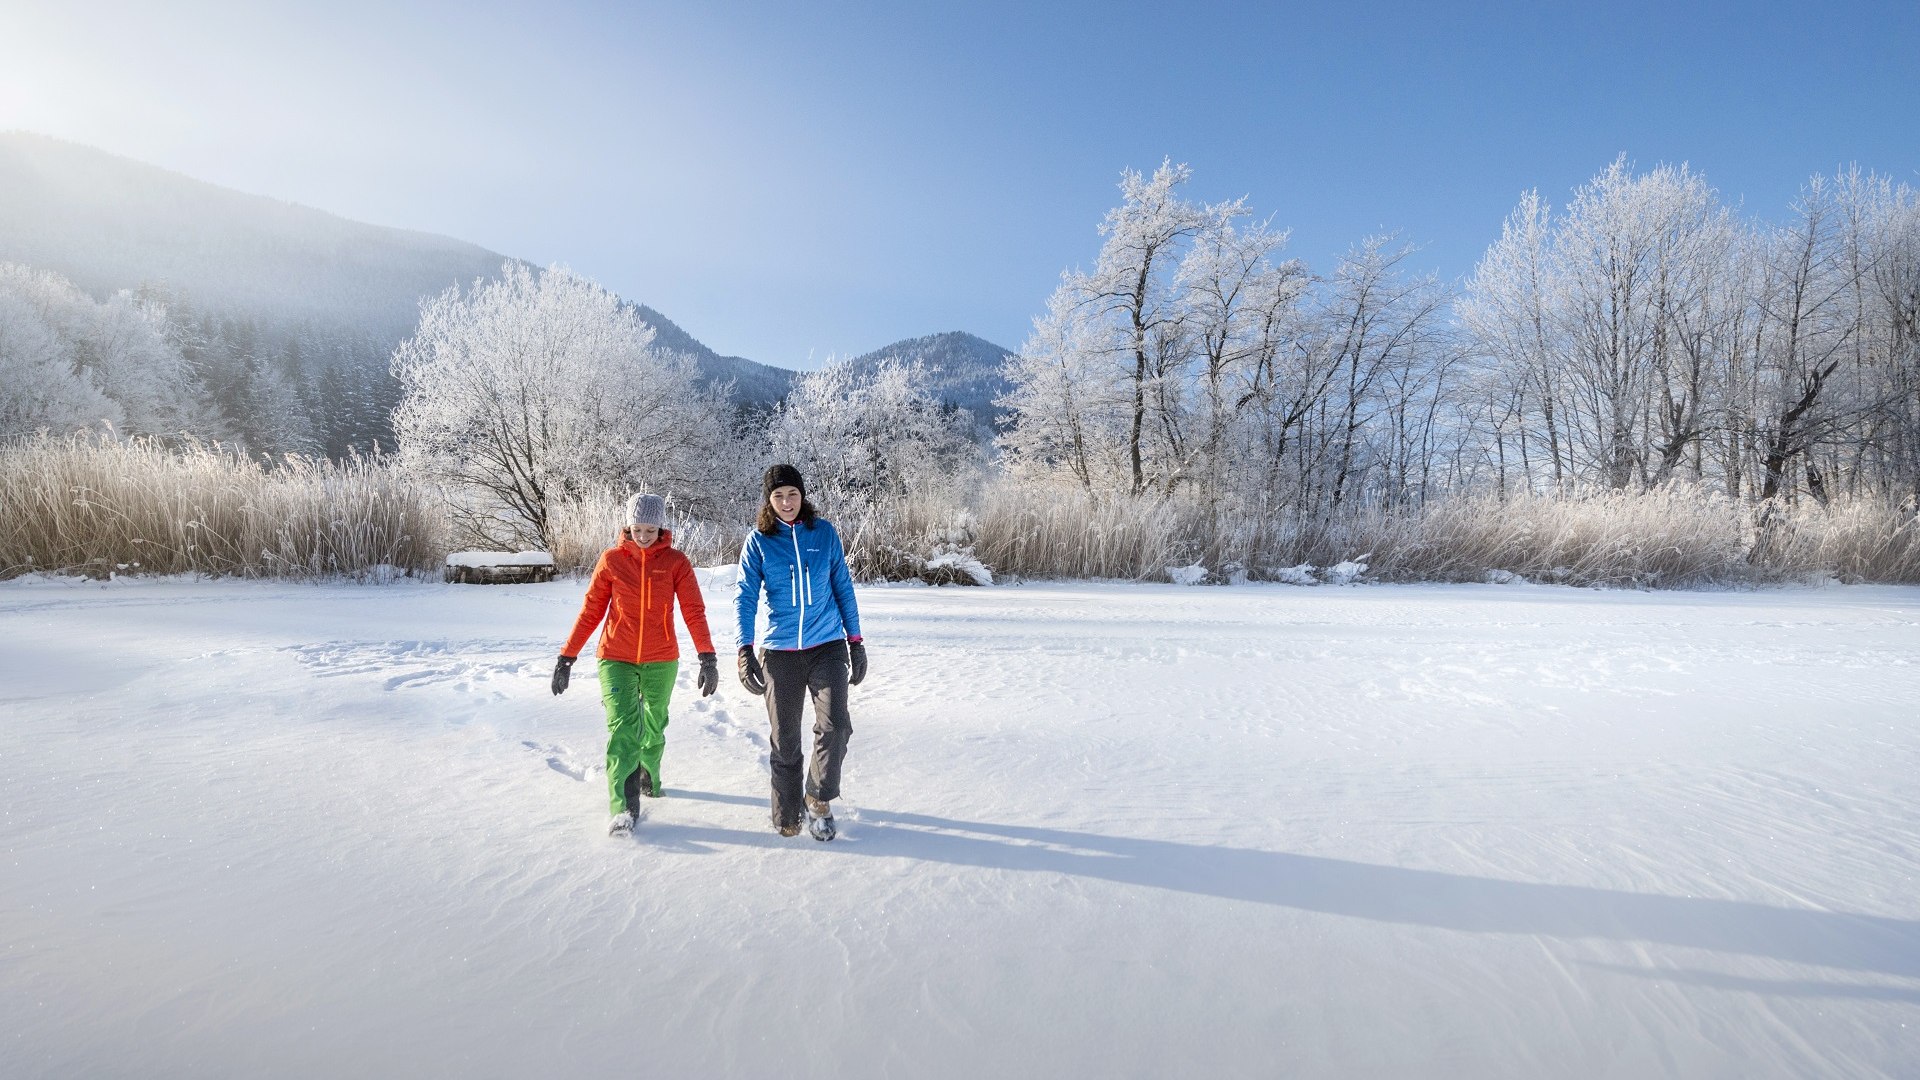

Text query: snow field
(2, 574), (1918, 1078)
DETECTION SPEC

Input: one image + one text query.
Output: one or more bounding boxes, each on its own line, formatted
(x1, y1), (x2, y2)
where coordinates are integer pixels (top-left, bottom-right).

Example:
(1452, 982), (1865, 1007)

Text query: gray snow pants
(761, 640), (853, 827)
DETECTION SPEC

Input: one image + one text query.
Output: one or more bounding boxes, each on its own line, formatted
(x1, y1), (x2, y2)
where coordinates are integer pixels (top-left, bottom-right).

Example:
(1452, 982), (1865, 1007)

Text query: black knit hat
(763, 463), (806, 501)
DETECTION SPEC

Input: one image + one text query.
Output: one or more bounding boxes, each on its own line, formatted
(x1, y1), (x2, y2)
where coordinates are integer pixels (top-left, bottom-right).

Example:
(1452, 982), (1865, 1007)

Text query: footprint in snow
(287, 639), (549, 695)
(700, 703), (769, 752)
(521, 740), (589, 782)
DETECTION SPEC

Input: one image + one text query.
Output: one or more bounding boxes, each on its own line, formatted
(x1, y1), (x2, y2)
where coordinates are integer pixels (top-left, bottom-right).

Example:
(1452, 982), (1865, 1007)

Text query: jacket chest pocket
(767, 564), (794, 604)
(646, 573), (666, 627)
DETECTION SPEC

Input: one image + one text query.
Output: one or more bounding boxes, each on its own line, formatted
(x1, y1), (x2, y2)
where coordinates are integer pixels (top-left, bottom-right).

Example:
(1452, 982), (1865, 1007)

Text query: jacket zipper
(791, 523), (806, 650)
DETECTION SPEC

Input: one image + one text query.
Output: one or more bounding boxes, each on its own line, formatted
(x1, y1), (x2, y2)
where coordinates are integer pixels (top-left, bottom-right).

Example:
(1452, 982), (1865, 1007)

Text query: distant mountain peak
(848, 330), (1015, 425)
(0, 131), (1012, 420)
(629, 302), (800, 408)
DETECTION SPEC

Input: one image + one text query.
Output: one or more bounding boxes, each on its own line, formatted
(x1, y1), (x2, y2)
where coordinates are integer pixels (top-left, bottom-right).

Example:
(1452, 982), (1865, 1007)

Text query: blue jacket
(735, 517), (862, 650)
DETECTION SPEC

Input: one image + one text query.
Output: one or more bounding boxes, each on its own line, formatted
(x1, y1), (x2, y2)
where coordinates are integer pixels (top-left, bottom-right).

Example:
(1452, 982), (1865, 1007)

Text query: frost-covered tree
(235, 348), (320, 457)
(1000, 161), (1211, 497)
(1854, 173), (1920, 495)
(91, 292), (214, 437)
(1002, 165), (1455, 520)
(0, 281), (119, 436)
(1097, 162), (1213, 495)
(1551, 159), (1731, 488)
(1460, 190), (1568, 487)
(769, 355), (981, 516)
(390, 262), (733, 549)
(1464, 159), (1743, 492)
(997, 283), (1129, 493)
(1175, 213), (1309, 508)
(0, 263), (210, 439)
(1304, 236), (1454, 510)
(1745, 176), (1871, 502)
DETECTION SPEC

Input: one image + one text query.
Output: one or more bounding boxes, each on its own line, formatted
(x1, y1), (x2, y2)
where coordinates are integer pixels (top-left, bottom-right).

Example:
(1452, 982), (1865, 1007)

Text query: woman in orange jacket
(551, 493), (718, 836)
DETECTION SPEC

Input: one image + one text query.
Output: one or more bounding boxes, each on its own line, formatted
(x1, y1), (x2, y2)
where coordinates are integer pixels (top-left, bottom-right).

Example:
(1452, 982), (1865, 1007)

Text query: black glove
(737, 646), (767, 696)
(551, 655), (575, 696)
(697, 652), (718, 697)
(848, 639), (867, 686)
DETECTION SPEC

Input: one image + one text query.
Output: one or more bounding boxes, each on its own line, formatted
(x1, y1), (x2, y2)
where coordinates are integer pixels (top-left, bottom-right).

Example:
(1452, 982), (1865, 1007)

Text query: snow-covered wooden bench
(443, 551), (557, 584)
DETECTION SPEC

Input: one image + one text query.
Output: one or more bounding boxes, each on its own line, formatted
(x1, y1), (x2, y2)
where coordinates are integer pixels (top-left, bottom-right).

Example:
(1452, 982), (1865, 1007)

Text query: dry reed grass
(1753, 495), (1920, 584)
(970, 484), (1205, 581)
(541, 486), (744, 573)
(960, 480), (1920, 587)
(1350, 486), (1758, 587)
(0, 434), (443, 580)
(8, 434), (1916, 588)
(829, 490), (993, 583)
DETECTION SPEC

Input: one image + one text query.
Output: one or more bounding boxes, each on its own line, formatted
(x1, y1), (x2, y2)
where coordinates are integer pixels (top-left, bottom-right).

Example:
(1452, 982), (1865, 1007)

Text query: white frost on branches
(1461, 157), (1920, 501)
(768, 354), (981, 516)
(0, 263), (206, 439)
(390, 262), (732, 549)
(998, 162), (1454, 520)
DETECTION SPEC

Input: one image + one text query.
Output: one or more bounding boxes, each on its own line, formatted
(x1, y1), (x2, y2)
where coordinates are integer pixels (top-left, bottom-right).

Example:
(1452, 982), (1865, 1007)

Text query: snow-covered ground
(3, 573), (1918, 1078)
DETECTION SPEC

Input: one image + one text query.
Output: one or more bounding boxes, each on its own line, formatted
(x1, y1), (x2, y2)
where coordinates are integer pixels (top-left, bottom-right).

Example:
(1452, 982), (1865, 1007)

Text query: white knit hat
(626, 493), (667, 529)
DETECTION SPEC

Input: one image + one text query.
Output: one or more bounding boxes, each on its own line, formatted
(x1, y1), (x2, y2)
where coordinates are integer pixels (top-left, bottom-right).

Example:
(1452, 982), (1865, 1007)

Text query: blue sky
(3, 0), (1916, 367)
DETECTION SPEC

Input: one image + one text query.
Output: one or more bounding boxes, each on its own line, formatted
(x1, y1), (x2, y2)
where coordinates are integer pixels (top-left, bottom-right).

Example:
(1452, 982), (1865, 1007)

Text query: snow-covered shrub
(921, 546), (993, 586)
(1273, 563), (1318, 585)
(855, 537), (993, 585)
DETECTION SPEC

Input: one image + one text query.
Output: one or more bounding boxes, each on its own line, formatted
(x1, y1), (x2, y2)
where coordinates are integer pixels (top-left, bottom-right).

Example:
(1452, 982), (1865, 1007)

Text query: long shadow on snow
(1579, 964), (1920, 1002)
(671, 790), (1920, 982)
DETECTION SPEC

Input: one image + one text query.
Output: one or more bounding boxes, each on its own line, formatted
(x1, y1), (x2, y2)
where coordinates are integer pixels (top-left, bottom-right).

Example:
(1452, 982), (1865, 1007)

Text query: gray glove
(737, 646), (767, 696)
(848, 640), (867, 686)
(551, 655), (575, 696)
(697, 652), (718, 697)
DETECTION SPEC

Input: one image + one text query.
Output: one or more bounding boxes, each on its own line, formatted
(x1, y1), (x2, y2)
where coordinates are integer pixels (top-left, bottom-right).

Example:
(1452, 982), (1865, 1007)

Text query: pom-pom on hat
(626, 492), (667, 530)
(762, 463), (806, 501)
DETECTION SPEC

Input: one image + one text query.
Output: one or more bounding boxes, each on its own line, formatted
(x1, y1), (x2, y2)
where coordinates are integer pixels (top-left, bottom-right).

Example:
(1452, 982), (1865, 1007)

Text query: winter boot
(623, 766), (656, 810)
(772, 808), (801, 837)
(805, 797), (837, 842)
(608, 811), (635, 837)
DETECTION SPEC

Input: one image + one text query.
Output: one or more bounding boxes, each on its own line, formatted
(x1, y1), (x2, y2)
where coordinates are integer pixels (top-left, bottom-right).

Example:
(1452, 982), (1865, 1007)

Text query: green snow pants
(600, 658), (678, 815)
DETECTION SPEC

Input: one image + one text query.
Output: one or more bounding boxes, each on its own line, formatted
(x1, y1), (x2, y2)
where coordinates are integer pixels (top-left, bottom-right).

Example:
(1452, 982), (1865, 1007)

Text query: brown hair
(755, 497), (818, 536)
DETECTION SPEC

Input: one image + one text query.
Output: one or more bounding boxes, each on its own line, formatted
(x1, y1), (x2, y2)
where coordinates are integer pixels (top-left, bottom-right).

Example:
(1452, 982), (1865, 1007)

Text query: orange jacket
(563, 529), (715, 663)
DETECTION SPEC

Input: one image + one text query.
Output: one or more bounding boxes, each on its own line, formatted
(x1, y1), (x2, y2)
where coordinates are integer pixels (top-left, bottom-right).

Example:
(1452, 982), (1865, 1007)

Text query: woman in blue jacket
(734, 464), (867, 839)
